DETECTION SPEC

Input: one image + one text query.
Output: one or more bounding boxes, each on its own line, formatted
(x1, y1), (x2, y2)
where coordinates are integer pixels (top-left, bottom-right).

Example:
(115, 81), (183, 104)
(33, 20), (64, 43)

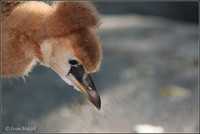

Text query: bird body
(2, 2), (51, 77)
(2, 1), (25, 22)
(2, 1), (102, 109)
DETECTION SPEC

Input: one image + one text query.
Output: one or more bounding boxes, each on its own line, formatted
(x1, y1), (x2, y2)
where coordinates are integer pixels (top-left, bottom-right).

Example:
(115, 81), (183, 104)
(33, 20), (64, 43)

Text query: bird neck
(33, 42), (44, 62)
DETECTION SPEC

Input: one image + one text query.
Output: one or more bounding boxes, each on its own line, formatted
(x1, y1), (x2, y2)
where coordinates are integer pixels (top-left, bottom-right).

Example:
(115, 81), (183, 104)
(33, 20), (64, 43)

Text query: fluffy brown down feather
(2, 1), (102, 77)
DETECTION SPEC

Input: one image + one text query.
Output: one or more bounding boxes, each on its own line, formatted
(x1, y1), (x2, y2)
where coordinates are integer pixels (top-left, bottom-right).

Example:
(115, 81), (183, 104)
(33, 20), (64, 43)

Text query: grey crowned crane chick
(2, 1), (102, 109)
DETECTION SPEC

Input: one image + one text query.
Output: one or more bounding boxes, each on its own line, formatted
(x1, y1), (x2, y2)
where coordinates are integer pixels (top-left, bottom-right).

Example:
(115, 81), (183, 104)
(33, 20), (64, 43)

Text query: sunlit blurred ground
(2, 15), (199, 133)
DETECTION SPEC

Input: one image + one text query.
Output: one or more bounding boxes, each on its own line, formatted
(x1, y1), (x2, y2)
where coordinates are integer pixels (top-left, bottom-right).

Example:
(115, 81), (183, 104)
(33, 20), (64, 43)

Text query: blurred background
(2, 1), (199, 133)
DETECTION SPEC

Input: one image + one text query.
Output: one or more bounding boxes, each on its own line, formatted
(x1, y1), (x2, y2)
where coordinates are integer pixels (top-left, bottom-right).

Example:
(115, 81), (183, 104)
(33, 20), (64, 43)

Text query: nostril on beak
(88, 87), (92, 91)
(65, 65), (101, 109)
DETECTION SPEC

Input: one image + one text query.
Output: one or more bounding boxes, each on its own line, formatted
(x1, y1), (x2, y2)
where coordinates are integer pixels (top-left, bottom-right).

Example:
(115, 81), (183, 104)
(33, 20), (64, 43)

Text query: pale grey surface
(2, 15), (199, 133)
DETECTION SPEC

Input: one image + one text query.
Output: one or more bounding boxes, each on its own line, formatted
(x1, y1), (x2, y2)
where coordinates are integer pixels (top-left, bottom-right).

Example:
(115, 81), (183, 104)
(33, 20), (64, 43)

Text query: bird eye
(69, 59), (78, 65)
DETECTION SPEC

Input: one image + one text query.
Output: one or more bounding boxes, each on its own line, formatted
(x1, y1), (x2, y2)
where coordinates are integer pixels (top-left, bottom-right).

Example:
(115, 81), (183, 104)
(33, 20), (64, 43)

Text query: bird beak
(66, 65), (101, 110)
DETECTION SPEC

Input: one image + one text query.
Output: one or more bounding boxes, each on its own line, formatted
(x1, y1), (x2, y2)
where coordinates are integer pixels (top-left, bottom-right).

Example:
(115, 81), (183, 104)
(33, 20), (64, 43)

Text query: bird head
(40, 2), (102, 109)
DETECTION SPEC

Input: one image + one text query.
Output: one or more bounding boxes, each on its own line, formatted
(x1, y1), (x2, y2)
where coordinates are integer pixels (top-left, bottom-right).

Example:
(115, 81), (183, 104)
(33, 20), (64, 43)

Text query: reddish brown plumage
(2, 1), (102, 77)
(43, 2), (100, 37)
(68, 28), (102, 72)
(2, 1), (25, 22)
